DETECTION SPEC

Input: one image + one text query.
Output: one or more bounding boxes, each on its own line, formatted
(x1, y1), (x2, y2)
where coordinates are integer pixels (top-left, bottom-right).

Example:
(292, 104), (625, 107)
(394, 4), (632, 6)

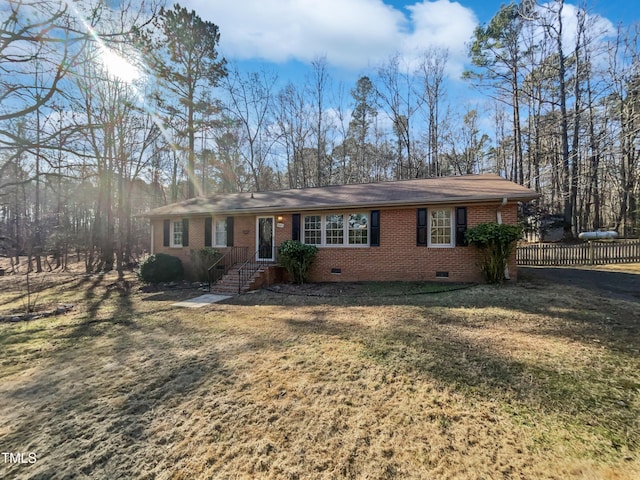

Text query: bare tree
(609, 25), (640, 236)
(223, 65), (278, 192)
(419, 48), (449, 176)
(274, 82), (313, 188)
(443, 106), (490, 175)
(376, 54), (426, 179)
(309, 56), (333, 186)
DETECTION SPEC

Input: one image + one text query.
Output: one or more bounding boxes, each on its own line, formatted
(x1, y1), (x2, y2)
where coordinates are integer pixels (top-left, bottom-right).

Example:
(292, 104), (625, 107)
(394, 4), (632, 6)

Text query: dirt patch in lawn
(0, 268), (639, 479)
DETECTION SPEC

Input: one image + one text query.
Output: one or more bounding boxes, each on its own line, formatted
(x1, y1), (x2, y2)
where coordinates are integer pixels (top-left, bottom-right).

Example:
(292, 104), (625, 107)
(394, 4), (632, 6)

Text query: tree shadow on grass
(2, 319), (230, 479)
(0, 274), (138, 348)
(242, 278), (640, 357)
(0, 274), (238, 477)
(2, 274), (637, 477)
(364, 317), (638, 450)
(284, 308), (364, 338)
(276, 295), (640, 456)
(436, 281), (640, 357)
(0, 275), (80, 311)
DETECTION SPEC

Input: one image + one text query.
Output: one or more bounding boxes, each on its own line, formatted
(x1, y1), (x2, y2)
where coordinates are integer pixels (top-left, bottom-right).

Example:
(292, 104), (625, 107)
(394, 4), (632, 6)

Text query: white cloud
(185, 0), (478, 73)
(402, 0), (478, 77)
(539, 2), (615, 52)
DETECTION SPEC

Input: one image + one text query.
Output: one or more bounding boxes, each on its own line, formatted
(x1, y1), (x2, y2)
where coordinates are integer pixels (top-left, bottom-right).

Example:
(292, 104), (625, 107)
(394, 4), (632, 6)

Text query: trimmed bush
(465, 223), (523, 284)
(278, 240), (318, 284)
(138, 253), (184, 283)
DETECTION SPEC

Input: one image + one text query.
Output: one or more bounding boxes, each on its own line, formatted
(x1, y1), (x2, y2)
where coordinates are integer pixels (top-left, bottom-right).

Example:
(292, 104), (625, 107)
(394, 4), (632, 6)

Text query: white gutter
(496, 197), (510, 280)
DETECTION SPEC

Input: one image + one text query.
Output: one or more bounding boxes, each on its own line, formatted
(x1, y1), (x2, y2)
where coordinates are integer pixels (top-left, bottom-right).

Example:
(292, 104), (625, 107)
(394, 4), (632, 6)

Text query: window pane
(303, 215), (322, 245)
(430, 210), (451, 245)
(214, 218), (227, 246)
(325, 214), (344, 245)
(348, 213), (368, 245)
(172, 221), (182, 246)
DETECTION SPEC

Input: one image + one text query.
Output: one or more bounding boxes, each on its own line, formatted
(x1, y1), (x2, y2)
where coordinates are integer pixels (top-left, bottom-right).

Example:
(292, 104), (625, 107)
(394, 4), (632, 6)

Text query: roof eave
(144, 193), (539, 218)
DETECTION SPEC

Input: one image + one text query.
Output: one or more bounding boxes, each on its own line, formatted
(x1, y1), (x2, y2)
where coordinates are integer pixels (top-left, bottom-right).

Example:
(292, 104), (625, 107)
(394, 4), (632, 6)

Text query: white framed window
(303, 215), (322, 245)
(302, 212), (369, 247)
(325, 214), (344, 245)
(171, 220), (183, 247)
(428, 208), (454, 247)
(214, 218), (227, 247)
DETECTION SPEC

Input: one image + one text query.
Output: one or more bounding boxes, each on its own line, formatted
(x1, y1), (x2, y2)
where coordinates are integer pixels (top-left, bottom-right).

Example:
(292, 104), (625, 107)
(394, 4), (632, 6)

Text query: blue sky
(176, 0), (634, 115)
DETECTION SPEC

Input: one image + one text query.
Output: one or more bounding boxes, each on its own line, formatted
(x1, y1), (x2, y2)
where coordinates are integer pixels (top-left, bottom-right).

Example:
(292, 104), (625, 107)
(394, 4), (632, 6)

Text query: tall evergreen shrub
(465, 223), (522, 284)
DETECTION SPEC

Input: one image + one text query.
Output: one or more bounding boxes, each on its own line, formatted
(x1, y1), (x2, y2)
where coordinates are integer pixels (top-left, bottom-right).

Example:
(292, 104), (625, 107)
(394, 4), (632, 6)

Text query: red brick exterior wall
(150, 201), (520, 283)
(151, 215), (258, 278)
(307, 203), (518, 283)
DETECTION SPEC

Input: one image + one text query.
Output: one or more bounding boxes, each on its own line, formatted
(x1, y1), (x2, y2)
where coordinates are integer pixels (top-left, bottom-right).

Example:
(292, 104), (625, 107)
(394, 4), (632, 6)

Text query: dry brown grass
(584, 263), (640, 274)
(0, 267), (639, 479)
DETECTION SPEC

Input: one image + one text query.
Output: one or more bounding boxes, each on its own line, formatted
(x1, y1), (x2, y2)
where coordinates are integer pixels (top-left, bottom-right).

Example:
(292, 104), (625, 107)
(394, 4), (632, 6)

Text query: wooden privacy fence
(516, 239), (640, 266)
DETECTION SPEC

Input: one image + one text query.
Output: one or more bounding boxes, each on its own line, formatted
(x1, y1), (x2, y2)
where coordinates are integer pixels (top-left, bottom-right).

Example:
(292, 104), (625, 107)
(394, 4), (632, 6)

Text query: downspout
(496, 197), (510, 280)
(496, 196), (507, 225)
(150, 224), (154, 256)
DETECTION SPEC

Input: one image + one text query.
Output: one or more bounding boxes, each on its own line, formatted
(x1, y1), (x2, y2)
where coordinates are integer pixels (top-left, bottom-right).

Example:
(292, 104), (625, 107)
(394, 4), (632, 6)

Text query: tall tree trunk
(187, 81), (196, 199)
(512, 84), (524, 185)
(584, 53), (601, 230)
(552, 0), (573, 239)
(570, 64), (581, 237)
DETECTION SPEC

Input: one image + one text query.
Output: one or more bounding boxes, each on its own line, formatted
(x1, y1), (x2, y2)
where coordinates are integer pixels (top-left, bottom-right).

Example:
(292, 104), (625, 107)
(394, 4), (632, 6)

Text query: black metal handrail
(236, 248), (275, 294)
(208, 246), (249, 291)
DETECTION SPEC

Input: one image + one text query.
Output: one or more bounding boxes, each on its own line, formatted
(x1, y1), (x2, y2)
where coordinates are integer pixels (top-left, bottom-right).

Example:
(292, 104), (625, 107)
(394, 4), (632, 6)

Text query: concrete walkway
(171, 294), (232, 308)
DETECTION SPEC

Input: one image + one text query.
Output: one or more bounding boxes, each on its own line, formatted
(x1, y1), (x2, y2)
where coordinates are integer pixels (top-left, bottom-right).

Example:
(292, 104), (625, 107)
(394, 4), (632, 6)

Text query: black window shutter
(417, 208), (427, 246)
(226, 216), (234, 247)
(163, 219), (170, 247)
(370, 210), (380, 247)
(204, 217), (212, 247)
(292, 214), (301, 241)
(455, 207), (467, 246)
(182, 218), (189, 247)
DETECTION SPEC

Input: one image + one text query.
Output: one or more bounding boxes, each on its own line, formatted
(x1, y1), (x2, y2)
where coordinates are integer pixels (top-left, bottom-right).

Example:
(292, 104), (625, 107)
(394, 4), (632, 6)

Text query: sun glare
(98, 45), (141, 84)
(63, 0), (141, 84)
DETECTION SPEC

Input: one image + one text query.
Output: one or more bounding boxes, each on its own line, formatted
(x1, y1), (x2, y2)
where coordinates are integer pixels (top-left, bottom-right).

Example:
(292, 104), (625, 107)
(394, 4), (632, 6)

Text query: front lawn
(0, 271), (638, 479)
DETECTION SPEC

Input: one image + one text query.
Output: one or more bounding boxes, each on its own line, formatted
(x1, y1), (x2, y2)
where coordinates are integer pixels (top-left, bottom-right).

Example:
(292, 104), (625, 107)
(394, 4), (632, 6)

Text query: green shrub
(465, 223), (523, 284)
(278, 240), (319, 284)
(190, 247), (223, 282)
(138, 253), (184, 283)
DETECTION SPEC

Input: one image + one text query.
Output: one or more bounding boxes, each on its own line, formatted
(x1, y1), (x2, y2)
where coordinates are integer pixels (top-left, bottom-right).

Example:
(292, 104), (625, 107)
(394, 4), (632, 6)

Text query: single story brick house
(143, 174), (538, 288)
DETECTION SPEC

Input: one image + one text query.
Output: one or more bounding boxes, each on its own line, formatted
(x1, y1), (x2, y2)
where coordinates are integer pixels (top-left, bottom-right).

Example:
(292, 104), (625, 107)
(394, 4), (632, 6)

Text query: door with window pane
(257, 217), (274, 261)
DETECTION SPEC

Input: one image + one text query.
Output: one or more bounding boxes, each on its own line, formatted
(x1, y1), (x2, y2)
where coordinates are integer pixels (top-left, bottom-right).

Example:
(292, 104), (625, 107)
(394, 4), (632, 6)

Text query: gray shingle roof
(143, 174), (539, 218)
